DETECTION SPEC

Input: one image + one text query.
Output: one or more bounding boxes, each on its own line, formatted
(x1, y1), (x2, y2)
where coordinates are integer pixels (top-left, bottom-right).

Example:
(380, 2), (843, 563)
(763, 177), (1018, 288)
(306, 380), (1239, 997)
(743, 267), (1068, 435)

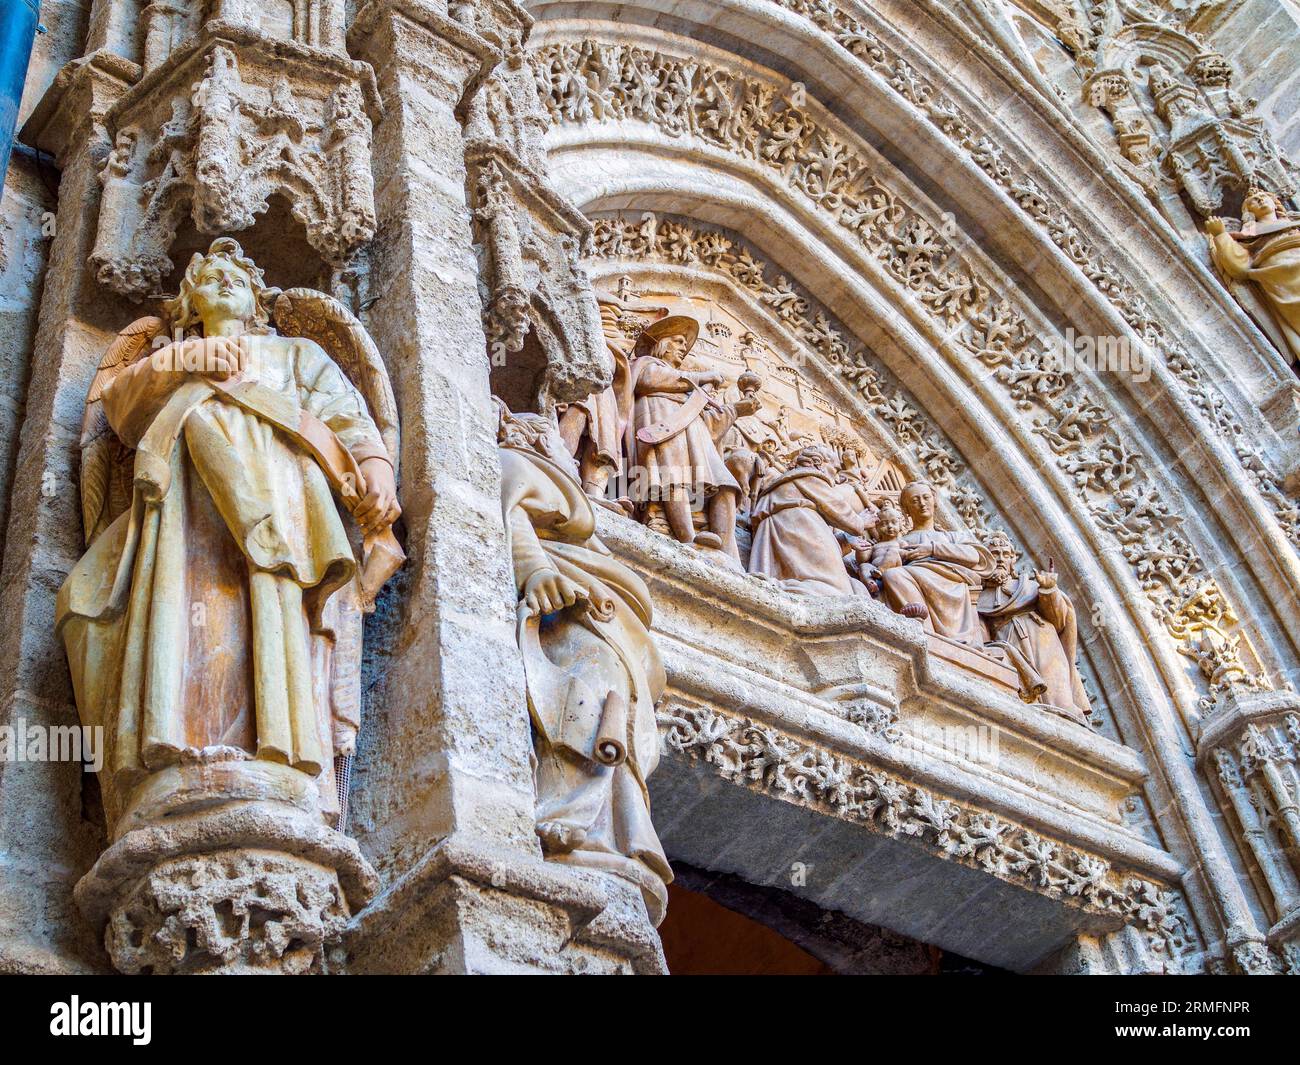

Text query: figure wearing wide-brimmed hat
(557, 288), (667, 502)
(626, 314), (757, 560)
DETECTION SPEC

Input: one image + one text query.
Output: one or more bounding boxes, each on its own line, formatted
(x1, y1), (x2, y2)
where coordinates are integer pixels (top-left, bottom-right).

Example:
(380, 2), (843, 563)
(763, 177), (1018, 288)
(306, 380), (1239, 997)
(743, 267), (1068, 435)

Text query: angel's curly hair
(874, 502), (907, 531)
(164, 237), (273, 334)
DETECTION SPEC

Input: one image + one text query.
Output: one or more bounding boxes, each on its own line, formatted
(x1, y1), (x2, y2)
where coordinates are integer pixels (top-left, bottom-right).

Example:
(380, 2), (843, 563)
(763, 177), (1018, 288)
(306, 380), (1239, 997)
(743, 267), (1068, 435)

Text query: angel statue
(498, 399), (672, 926)
(57, 237), (404, 831)
(1207, 187), (1300, 365)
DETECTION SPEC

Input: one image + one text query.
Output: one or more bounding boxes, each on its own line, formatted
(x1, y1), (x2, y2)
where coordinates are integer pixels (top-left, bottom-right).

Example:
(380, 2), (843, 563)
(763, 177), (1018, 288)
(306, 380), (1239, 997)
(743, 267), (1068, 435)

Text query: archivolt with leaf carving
(531, 30), (1272, 709)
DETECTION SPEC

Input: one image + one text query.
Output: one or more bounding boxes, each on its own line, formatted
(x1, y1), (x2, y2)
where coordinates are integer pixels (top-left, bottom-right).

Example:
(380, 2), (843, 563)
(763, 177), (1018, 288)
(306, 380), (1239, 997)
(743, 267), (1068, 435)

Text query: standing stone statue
(557, 289), (666, 501)
(627, 315), (756, 561)
(748, 445), (870, 596)
(978, 531), (1092, 724)
(498, 400), (672, 925)
(58, 237), (403, 831)
(1207, 188), (1300, 364)
(878, 480), (995, 645)
(720, 369), (773, 524)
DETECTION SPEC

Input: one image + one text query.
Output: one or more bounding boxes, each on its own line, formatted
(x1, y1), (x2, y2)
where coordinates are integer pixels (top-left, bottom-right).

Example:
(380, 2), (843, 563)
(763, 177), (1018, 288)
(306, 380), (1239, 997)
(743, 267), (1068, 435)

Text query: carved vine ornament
(660, 701), (1198, 967)
(531, 33), (1278, 714)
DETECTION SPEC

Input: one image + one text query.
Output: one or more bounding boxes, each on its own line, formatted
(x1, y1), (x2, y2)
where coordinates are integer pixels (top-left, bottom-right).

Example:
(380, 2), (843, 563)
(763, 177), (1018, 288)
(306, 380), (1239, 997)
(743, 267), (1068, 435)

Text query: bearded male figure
(1207, 188), (1300, 365)
(499, 401), (672, 925)
(978, 532), (1091, 724)
(748, 445), (870, 596)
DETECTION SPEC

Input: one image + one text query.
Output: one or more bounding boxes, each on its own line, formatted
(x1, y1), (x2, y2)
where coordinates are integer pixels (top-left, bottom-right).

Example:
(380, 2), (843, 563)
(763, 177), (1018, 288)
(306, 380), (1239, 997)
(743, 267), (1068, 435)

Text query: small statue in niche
(978, 531), (1092, 725)
(627, 315), (758, 561)
(747, 445), (872, 596)
(877, 480), (995, 643)
(58, 237), (403, 828)
(1207, 188), (1300, 365)
(498, 400), (672, 925)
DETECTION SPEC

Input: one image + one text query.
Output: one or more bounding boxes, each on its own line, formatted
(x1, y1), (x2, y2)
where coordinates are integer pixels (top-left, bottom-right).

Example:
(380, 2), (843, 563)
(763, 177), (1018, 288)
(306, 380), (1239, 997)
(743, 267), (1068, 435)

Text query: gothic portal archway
(519, 0), (1300, 973)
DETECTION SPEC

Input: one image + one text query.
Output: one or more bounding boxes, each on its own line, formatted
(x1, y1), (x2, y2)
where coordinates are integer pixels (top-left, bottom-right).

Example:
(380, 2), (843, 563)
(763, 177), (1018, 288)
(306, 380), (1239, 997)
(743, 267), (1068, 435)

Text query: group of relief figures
(58, 238), (1096, 934)
(557, 287), (1095, 711)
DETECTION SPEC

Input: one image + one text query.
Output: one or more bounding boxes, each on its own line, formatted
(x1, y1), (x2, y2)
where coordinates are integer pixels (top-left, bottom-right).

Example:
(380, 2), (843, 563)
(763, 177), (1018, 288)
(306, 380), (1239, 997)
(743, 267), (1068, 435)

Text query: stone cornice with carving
(657, 698), (1197, 967)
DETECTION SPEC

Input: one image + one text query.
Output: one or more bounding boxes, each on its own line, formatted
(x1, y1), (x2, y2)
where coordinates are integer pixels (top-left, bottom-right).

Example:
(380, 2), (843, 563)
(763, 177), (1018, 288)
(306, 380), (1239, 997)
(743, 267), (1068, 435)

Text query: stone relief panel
(577, 226), (1100, 729)
(581, 277), (907, 536)
(532, 34), (1280, 728)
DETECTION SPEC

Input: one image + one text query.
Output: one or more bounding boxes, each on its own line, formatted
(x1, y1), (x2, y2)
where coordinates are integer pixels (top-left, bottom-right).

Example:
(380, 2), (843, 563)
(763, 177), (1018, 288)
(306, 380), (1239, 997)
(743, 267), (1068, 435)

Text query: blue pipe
(0, 0), (39, 195)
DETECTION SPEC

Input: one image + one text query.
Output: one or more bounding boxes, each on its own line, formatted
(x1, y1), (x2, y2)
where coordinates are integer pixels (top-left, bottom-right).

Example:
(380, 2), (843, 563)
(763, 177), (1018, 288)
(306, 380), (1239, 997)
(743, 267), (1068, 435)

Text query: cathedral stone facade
(1, 0), (1299, 976)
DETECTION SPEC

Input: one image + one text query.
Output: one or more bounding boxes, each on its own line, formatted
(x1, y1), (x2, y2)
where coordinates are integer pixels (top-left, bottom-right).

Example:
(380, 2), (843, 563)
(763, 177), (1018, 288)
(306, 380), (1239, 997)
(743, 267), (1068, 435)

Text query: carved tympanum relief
(59, 238), (401, 973)
(562, 271), (1095, 725)
(534, 34), (1278, 716)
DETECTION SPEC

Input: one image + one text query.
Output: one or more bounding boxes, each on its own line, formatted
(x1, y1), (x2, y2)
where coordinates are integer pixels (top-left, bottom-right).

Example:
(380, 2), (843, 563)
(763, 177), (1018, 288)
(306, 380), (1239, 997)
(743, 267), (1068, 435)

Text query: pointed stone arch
(524, 2), (1300, 970)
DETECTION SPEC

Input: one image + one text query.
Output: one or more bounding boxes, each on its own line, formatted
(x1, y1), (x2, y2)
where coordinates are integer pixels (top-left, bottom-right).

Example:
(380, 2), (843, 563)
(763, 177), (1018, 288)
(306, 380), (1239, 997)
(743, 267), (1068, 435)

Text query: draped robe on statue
(500, 442), (671, 924)
(56, 335), (388, 819)
(561, 301), (635, 478)
(880, 528), (995, 646)
(748, 466), (865, 596)
(1210, 223), (1300, 361)
(979, 574), (1090, 720)
(627, 356), (740, 502)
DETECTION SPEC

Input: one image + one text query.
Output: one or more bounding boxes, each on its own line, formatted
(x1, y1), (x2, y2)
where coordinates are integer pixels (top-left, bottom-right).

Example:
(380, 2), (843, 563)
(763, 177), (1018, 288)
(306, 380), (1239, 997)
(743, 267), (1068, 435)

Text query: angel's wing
(80, 316), (164, 544)
(272, 289), (400, 467)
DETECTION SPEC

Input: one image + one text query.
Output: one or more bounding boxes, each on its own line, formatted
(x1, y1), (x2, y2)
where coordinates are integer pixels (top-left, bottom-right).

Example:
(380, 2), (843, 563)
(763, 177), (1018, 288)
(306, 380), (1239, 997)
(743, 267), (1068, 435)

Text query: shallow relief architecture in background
(2, 0), (1300, 975)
